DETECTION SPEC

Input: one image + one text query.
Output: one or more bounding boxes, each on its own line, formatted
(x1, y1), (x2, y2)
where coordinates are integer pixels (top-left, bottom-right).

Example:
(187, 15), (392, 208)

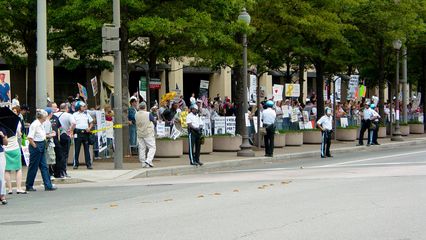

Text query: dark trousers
(264, 124), (275, 156)
(74, 133), (92, 167)
(188, 129), (201, 165)
(26, 141), (53, 190)
(358, 120), (371, 145)
(369, 122), (379, 144)
(55, 133), (70, 177)
(50, 137), (63, 177)
(321, 130), (332, 157)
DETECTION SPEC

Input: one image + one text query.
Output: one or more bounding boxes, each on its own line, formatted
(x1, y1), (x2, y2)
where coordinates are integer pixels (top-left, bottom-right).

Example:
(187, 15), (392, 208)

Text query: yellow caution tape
(90, 124), (123, 134)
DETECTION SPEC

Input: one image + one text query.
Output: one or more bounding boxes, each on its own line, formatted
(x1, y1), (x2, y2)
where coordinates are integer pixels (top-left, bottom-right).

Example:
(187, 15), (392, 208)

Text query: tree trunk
(234, 65), (244, 135)
(286, 61), (291, 83)
(26, 41), (37, 115)
(314, 60), (325, 119)
(378, 38), (385, 118)
(341, 65), (352, 102)
(298, 56), (305, 103)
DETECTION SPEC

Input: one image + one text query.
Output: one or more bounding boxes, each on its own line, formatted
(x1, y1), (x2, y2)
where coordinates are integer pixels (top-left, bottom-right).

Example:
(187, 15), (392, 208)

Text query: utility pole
(36, 0), (47, 109)
(113, 0), (123, 169)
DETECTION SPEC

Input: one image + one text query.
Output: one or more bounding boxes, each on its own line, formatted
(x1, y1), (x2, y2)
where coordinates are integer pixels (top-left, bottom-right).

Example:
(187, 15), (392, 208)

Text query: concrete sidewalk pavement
(23, 134), (426, 185)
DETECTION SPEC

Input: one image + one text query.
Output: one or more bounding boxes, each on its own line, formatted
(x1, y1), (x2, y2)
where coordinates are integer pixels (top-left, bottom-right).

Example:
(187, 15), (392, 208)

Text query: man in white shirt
(368, 104), (381, 146)
(262, 101), (276, 157)
(135, 102), (156, 168)
(54, 103), (75, 178)
(186, 104), (203, 166)
(357, 103), (372, 146)
(71, 101), (93, 169)
(317, 107), (333, 158)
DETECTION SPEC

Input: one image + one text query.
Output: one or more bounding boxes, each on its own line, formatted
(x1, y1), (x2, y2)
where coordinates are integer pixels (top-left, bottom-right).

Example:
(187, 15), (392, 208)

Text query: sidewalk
(23, 134), (426, 184)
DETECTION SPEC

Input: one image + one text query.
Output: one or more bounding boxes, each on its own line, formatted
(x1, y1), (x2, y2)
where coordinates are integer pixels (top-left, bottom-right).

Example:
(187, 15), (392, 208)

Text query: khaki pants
(137, 137), (156, 165)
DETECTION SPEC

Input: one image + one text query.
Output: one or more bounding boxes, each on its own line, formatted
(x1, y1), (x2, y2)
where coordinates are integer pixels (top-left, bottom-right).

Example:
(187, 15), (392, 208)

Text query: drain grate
(0, 221), (43, 226)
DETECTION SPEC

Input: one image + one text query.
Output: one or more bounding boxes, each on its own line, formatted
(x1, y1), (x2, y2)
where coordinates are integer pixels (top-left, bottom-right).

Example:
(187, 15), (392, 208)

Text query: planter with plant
(155, 138), (183, 158)
(336, 126), (358, 141)
(212, 134), (242, 152)
(302, 128), (322, 144)
(182, 136), (213, 154)
(408, 121), (424, 134)
(280, 130), (303, 146)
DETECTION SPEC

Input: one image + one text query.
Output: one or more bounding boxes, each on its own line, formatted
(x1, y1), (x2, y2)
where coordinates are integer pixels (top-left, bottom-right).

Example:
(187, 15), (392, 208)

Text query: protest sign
(285, 84), (300, 97)
(273, 84), (284, 101)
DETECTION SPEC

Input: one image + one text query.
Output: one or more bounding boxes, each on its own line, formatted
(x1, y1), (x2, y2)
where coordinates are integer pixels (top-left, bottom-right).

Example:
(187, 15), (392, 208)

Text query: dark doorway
(183, 73), (210, 105)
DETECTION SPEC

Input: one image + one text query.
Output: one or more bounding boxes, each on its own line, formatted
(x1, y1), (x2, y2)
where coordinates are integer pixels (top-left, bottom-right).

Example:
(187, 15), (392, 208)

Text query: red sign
(149, 78), (161, 89)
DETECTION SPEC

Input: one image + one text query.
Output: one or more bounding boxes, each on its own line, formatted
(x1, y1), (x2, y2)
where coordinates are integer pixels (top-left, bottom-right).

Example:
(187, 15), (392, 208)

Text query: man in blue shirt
(0, 73), (10, 102)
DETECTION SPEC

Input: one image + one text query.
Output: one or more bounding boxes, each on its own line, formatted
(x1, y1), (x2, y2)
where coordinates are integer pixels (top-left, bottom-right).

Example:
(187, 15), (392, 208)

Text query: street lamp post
(391, 39), (403, 141)
(237, 8), (255, 157)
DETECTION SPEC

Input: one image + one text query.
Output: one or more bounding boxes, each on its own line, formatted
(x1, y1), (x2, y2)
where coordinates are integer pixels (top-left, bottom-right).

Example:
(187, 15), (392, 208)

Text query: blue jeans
(26, 141), (53, 190)
(129, 124), (137, 146)
(282, 118), (291, 130)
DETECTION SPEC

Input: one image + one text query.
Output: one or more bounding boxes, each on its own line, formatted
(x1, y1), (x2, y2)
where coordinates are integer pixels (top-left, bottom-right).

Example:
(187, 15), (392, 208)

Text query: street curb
(130, 138), (426, 179)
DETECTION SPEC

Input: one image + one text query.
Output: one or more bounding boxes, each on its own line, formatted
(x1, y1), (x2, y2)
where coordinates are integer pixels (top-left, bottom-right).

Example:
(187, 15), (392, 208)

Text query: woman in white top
(25, 109), (57, 191)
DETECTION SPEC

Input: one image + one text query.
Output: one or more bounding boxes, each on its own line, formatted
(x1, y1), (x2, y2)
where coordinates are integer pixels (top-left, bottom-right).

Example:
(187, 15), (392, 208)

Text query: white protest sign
(340, 117), (349, 128)
(272, 84), (283, 101)
(291, 108), (298, 123)
(96, 110), (107, 152)
(249, 75), (257, 102)
(245, 113), (251, 127)
(214, 117), (226, 135)
(156, 121), (166, 137)
(285, 84), (300, 97)
(348, 75), (359, 99)
(225, 116), (236, 135)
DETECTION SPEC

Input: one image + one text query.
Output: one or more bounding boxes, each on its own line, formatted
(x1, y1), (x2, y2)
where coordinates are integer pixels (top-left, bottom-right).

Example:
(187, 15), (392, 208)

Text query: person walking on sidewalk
(317, 107), (333, 158)
(368, 104), (381, 146)
(25, 109), (57, 191)
(71, 101), (93, 170)
(186, 104), (203, 166)
(262, 101), (276, 157)
(135, 102), (156, 168)
(357, 103), (372, 146)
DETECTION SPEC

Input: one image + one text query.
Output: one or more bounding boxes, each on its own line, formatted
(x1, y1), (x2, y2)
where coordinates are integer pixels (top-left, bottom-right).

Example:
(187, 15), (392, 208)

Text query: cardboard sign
(214, 117), (226, 135)
(273, 84), (284, 101)
(249, 75), (257, 102)
(96, 110), (107, 152)
(156, 121), (166, 137)
(77, 83), (88, 100)
(91, 77), (98, 96)
(340, 117), (348, 128)
(291, 108), (298, 123)
(0, 70), (11, 102)
(348, 75), (359, 99)
(285, 84), (300, 97)
(225, 116), (236, 135)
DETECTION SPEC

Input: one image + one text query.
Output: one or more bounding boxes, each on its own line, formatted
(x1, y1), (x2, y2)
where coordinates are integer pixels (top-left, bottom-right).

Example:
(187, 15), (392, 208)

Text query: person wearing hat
(135, 102), (156, 168)
(25, 109), (57, 191)
(357, 103), (372, 146)
(186, 104), (203, 166)
(317, 107), (333, 158)
(71, 101), (94, 169)
(262, 100), (276, 157)
(368, 104), (381, 146)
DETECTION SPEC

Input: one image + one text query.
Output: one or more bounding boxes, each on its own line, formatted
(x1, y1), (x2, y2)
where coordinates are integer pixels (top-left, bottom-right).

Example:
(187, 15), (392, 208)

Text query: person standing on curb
(262, 100), (276, 157)
(317, 107), (333, 158)
(357, 103), (372, 146)
(186, 104), (203, 166)
(25, 109), (57, 191)
(55, 103), (75, 178)
(128, 98), (138, 155)
(368, 104), (381, 146)
(71, 101), (93, 170)
(135, 102), (156, 168)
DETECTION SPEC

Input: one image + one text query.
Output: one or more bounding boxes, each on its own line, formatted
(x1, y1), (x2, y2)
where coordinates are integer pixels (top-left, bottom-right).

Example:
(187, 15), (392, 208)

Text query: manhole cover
(0, 221), (42, 226)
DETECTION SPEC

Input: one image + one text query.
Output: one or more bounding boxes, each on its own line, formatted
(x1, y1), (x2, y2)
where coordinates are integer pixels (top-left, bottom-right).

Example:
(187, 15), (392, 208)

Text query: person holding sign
(317, 107), (333, 158)
(186, 105), (203, 166)
(262, 101), (276, 157)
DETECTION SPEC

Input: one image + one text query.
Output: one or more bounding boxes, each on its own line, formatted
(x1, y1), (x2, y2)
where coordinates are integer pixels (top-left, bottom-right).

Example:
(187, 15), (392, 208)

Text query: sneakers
(143, 161), (154, 168)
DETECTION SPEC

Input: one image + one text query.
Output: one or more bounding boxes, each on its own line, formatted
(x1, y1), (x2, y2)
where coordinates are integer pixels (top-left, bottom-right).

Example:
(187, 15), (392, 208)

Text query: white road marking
(318, 150), (426, 168)
(215, 150), (426, 174)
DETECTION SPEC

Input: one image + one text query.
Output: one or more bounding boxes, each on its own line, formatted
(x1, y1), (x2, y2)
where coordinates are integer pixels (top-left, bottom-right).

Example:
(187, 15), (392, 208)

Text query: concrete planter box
(303, 130), (322, 144)
(257, 133), (285, 148)
(409, 124), (424, 134)
(155, 139), (183, 158)
(212, 135), (242, 152)
(183, 137), (213, 154)
(400, 125), (410, 136)
(378, 127), (387, 138)
(285, 132), (303, 146)
(336, 128), (357, 141)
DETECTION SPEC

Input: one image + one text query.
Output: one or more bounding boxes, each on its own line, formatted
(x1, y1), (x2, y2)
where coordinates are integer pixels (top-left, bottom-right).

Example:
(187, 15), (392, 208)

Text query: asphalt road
(1, 145), (426, 240)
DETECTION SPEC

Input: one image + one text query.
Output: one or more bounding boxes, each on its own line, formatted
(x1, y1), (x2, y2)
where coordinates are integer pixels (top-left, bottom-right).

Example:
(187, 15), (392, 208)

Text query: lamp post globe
(237, 8), (255, 157)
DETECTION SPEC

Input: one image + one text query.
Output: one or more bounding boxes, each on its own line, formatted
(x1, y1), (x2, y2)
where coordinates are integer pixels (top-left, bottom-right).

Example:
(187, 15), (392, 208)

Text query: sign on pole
(348, 75), (359, 100)
(77, 83), (88, 100)
(91, 77), (98, 96)
(249, 75), (257, 102)
(285, 84), (300, 97)
(273, 84), (284, 101)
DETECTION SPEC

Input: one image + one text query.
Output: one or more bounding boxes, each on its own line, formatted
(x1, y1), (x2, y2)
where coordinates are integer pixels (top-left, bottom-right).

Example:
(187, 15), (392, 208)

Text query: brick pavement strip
(20, 134), (426, 184)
